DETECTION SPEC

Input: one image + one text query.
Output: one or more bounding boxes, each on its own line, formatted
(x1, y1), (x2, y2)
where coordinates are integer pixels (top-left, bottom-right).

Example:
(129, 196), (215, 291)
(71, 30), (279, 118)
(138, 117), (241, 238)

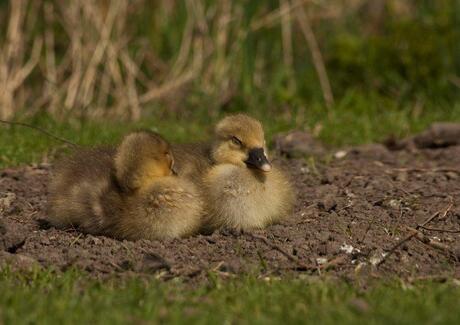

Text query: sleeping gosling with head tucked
(47, 131), (203, 240)
(110, 131), (203, 240)
(202, 114), (295, 232)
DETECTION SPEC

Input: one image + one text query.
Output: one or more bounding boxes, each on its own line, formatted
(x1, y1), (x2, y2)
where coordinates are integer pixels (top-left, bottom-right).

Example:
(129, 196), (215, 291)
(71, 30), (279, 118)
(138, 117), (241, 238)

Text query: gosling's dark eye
(231, 136), (243, 146)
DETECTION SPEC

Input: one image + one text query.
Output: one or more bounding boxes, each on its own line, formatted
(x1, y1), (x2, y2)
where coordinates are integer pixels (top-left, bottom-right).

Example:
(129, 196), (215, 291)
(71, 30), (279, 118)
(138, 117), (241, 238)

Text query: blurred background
(0, 0), (459, 165)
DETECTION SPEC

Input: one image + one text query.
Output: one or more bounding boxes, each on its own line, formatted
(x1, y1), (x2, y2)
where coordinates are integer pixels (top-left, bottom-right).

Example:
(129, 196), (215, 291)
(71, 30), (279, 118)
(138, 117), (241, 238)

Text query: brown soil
(1, 141), (460, 282)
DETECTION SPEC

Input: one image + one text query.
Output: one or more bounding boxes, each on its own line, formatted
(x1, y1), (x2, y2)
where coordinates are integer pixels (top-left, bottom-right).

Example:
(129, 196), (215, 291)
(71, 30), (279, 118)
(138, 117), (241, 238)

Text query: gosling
(202, 114), (295, 231)
(47, 131), (203, 240)
(110, 131), (203, 240)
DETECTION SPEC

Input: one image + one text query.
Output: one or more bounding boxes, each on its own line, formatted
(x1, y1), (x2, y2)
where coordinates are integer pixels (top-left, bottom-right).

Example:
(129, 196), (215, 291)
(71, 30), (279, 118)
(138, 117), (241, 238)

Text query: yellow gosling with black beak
(169, 117), (270, 182)
(202, 114), (295, 231)
(47, 131), (203, 240)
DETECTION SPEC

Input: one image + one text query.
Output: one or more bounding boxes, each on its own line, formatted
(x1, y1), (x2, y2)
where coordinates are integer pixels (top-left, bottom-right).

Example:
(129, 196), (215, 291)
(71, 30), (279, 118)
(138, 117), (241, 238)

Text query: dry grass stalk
(294, 0), (334, 109)
(280, 0), (294, 70)
(0, 0), (348, 120)
(250, 0), (309, 31)
(0, 0), (42, 119)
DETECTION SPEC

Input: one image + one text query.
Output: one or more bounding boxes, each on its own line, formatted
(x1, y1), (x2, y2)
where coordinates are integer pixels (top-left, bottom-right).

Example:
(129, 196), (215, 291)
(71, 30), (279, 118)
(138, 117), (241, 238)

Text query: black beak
(244, 148), (272, 172)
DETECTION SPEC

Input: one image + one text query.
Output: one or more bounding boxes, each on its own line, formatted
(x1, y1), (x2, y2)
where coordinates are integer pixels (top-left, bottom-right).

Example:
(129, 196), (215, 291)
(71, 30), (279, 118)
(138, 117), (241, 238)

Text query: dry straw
(0, 0), (369, 120)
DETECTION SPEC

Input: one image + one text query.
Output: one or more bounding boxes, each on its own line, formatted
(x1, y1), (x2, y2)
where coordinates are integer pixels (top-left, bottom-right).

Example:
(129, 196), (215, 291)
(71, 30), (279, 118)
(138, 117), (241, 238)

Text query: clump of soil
(385, 122), (460, 150)
(273, 130), (326, 158)
(1, 134), (460, 282)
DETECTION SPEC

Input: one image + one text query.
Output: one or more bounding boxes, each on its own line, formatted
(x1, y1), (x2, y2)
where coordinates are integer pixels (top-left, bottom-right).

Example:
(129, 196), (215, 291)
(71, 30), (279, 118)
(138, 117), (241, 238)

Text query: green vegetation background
(1, 1), (460, 167)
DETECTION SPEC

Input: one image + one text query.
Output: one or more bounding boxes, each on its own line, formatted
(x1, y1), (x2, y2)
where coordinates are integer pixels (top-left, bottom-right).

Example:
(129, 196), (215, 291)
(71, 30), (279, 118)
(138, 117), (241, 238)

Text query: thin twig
(248, 233), (313, 270)
(319, 255), (348, 271)
(0, 119), (78, 147)
(69, 233), (83, 247)
(376, 202), (454, 267)
(108, 260), (124, 271)
(418, 226), (460, 234)
(408, 226), (454, 255)
(418, 211), (441, 228)
(436, 201), (454, 221)
(376, 229), (418, 267)
(254, 237), (346, 272)
(391, 167), (460, 174)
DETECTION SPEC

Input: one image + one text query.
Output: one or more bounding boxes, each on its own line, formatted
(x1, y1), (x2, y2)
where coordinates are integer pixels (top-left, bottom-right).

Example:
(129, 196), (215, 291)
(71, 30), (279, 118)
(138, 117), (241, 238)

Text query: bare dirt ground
(1, 130), (460, 283)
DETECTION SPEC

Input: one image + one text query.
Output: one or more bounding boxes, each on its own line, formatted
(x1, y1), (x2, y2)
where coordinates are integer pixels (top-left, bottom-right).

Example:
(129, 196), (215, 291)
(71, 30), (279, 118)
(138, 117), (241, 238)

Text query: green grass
(1, 269), (459, 324)
(2, 92), (460, 169)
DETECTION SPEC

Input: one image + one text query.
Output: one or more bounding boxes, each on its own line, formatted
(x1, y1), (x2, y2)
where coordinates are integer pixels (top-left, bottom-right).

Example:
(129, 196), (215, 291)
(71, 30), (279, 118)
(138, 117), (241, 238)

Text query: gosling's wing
(47, 146), (117, 232)
(51, 146), (116, 185)
(171, 142), (213, 182)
